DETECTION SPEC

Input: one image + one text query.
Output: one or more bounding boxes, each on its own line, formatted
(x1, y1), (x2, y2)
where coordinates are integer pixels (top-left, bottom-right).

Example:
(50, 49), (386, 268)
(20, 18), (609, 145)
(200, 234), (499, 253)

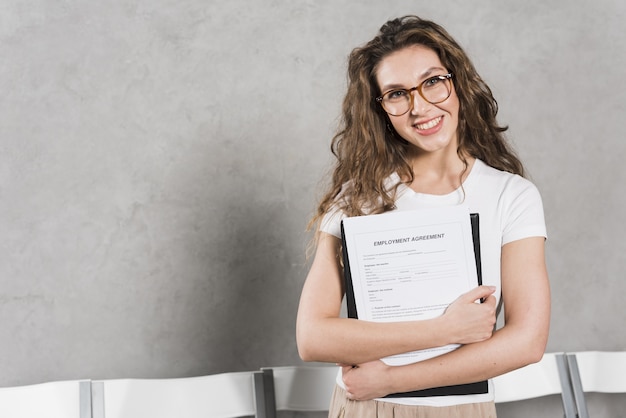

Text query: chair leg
(555, 354), (578, 418)
(90, 381), (105, 418)
(566, 354), (590, 418)
(79, 381), (92, 418)
(254, 370), (277, 418)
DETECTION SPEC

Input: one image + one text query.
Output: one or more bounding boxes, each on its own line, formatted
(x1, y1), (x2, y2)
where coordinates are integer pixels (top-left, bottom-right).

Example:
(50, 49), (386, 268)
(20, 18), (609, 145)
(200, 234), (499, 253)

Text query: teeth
(416, 117), (442, 130)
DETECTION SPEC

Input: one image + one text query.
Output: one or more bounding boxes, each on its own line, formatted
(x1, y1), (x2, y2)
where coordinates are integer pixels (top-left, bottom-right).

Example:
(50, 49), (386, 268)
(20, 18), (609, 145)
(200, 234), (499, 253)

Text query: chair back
(91, 371), (261, 418)
(257, 366), (338, 418)
(0, 380), (91, 418)
(493, 352), (577, 417)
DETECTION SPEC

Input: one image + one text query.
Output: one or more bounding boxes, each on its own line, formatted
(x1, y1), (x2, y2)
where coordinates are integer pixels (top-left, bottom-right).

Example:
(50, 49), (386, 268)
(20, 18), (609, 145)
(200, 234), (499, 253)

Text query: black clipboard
(341, 213), (488, 398)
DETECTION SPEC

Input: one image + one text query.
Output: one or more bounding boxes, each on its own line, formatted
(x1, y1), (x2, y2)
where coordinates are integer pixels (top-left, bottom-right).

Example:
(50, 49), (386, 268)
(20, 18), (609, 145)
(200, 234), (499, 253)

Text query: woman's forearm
(340, 321), (548, 401)
(297, 315), (450, 364)
(297, 286), (497, 364)
(386, 323), (547, 394)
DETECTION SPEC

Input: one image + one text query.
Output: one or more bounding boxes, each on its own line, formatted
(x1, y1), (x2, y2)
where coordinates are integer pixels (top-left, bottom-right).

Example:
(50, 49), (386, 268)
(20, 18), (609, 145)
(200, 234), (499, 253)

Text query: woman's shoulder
(474, 159), (539, 192)
(471, 160), (544, 224)
(471, 160), (546, 242)
(319, 173), (402, 238)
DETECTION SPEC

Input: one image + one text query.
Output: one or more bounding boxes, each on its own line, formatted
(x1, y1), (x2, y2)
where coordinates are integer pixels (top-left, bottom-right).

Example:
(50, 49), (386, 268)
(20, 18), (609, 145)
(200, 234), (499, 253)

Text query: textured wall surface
(1, 0), (625, 416)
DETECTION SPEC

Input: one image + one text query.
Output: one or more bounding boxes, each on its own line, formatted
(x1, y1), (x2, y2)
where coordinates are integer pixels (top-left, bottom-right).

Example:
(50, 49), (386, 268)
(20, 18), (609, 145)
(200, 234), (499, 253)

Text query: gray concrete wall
(1, 1), (625, 416)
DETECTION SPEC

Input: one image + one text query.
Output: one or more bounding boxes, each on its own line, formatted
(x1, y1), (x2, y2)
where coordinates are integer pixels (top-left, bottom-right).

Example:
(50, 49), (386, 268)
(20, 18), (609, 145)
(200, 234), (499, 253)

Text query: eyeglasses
(375, 73), (454, 116)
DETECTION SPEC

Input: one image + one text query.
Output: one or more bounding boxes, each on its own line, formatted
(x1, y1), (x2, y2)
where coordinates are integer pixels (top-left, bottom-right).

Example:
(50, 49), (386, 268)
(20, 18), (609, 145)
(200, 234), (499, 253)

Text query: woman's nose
(409, 91), (431, 115)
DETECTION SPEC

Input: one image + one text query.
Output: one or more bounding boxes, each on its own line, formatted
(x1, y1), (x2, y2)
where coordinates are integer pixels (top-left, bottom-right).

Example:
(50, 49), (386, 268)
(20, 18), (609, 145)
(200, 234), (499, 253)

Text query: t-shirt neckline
(392, 159), (483, 200)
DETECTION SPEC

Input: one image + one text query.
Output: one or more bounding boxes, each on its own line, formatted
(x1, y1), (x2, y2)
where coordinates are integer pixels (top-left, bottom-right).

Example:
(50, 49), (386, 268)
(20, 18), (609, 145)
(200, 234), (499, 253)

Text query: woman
(296, 15), (550, 418)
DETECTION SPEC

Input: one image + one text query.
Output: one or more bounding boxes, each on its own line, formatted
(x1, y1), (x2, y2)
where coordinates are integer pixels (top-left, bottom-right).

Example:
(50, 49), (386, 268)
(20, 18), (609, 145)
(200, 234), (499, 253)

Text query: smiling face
(376, 45), (460, 157)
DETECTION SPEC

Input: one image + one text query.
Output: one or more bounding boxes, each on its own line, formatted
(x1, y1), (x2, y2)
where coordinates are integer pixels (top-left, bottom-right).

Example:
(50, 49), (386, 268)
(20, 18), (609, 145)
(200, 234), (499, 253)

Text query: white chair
(91, 371), (263, 418)
(256, 365), (339, 418)
(0, 380), (92, 418)
(566, 351), (626, 418)
(493, 352), (577, 417)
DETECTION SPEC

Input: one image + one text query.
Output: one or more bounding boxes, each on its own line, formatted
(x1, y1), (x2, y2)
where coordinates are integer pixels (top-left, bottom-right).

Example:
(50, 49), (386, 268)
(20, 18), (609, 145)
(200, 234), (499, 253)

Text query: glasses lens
(422, 76), (451, 104)
(381, 91), (411, 116)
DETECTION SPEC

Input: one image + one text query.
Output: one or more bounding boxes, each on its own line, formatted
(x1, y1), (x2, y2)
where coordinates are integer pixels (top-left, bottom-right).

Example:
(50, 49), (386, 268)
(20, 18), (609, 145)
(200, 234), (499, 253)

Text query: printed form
(342, 205), (479, 366)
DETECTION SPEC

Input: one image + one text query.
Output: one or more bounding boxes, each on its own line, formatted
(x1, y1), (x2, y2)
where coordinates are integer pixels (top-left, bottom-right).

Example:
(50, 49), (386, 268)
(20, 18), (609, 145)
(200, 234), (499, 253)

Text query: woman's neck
(406, 152), (475, 195)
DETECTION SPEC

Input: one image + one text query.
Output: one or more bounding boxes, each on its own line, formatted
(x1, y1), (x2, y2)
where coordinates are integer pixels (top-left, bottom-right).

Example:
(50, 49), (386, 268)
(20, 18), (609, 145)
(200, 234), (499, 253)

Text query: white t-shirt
(320, 159), (547, 406)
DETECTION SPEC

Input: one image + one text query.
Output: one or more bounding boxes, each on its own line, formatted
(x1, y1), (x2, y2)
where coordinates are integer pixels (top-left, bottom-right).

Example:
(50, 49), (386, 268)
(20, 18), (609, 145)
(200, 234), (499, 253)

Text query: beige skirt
(328, 385), (497, 418)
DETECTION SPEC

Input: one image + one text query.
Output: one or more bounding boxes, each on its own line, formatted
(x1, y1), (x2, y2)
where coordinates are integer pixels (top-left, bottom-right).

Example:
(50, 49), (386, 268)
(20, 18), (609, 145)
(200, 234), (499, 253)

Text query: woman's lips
(415, 116), (443, 131)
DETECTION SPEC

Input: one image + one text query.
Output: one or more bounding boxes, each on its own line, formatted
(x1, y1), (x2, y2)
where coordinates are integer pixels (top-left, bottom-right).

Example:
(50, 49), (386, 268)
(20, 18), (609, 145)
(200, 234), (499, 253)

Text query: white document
(341, 204), (479, 366)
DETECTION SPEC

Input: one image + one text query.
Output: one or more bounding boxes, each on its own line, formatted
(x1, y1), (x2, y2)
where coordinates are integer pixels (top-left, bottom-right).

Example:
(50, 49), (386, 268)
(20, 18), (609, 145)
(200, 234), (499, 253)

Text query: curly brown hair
(310, 15), (524, 231)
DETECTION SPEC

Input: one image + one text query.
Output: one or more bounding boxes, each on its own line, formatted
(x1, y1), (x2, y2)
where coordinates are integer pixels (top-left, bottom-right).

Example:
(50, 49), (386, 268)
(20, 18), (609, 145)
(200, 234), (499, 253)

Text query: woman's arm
(296, 232), (499, 365)
(341, 236), (550, 400)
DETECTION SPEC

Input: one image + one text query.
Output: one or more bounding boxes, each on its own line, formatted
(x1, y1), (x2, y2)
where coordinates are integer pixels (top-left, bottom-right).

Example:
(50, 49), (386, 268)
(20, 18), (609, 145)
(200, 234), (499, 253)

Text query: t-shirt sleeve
(319, 205), (344, 238)
(501, 176), (547, 245)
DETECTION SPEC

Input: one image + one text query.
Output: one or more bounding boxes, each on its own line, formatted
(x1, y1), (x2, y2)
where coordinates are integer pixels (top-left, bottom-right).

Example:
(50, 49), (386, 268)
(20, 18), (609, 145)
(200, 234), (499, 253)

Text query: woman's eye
(424, 76), (442, 88)
(387, 90), (408, 100)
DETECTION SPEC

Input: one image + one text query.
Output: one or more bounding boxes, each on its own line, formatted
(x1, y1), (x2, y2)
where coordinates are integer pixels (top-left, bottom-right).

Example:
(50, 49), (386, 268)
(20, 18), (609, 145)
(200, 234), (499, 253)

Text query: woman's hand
(441, 286), (497, 345)
(340, 360), (394, 400)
